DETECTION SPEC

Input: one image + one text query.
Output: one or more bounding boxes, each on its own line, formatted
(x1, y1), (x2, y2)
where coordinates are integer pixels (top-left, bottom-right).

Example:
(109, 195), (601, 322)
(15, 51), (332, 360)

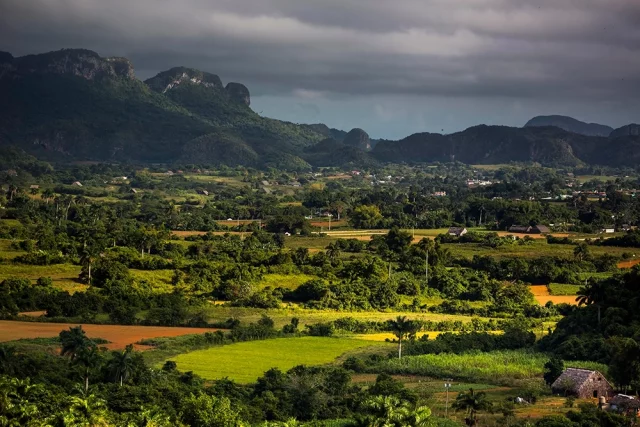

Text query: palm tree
(577, 281), (607, 325)
(326, 243), (341, 262)
(107, 344), (135, 386)
(573, 243), (590, 261)
(452, 388), (493, 427)
(404, 405), (434, 427)
(60, 326), (99, 393)
(63, 394), (110, 426)
(365, 395), (410, 427)
(390, 316), (419, 359)
(41, 188), (55, 204)
(0, 345), (16, 375)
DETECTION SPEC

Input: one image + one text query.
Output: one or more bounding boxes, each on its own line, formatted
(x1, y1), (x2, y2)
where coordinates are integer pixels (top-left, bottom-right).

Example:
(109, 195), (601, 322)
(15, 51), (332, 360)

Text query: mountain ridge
(1, 48), (639, 169)
(524, 115), (613, 137)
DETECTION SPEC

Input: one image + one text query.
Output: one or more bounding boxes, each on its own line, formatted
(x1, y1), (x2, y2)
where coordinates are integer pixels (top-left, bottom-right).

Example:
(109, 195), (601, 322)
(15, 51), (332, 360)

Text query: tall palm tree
(452, 388), (492, 427)
(365, 395), (410, 427)
(577, 281), (607, 325)
(60, 326), (99, 393)
(107, 344), (135, 387)
(390, 316), (419, 359)
(63, 394), (110, 426)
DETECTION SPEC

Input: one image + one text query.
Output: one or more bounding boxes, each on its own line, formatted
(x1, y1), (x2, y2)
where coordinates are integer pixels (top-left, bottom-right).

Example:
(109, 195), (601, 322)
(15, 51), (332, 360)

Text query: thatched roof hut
(551, 368), (613, 399)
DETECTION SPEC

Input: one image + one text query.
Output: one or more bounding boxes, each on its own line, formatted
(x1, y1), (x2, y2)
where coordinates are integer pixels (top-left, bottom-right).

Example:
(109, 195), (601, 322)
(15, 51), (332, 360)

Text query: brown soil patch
(495, 232), (569, 239)
(171, 230), (207, 237)
(618, 259), (640, 269)
(18, 311), (47, 318)
(310, 219), (348, 227)
(529, 285), (578, 305)
(0, 321), (219, 350)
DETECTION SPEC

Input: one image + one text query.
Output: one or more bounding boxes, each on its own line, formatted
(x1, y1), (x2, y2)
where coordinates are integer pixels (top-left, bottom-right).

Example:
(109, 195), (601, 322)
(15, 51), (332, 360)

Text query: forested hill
(372, 125), (640, 167)
(0, 49), (327, 170)
(1, 48), (640, 169)
(524, 115), (613, 137)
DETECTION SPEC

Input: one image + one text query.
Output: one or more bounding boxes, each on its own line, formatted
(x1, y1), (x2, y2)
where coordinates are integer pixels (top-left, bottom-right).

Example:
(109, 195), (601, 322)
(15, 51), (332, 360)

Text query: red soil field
(0, 321), (218, 350)
(618, 258), (640, 269)
(529, 285), (578, 305)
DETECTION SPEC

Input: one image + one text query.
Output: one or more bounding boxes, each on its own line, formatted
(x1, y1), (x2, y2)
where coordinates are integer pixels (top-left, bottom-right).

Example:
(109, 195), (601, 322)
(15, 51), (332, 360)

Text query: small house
(600, 227), (615, 234)
(71, 181), (83, 187)
(609, 394), (640, 416)
(551, 368), (613, 399)
(198, 190), (209, 196)
(508, 225), (530, 234)
(530, 224), (551, 234)
(448, 227), (468, 237)
(29, 184), (39, 189)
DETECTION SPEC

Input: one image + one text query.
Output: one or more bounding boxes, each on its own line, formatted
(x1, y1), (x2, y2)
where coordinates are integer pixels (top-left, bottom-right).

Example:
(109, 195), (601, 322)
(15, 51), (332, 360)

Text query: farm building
(508, 224), (550, 234)
(609, 394), (640, 416)
(551, 368), (613, 399)
(508, 225), (530, 233)
(600, 227), (616, 234)
(530, 224), (550, 234)
(447, 227), (468, 237)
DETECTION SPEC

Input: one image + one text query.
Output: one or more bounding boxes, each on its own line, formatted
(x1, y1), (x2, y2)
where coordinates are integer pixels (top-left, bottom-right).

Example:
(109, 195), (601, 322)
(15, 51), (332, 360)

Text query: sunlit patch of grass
(257, 273), (317, 290)
(167, 337), (385, 383)
(130, 269), (175, 293)
(548, 283), (581, 296)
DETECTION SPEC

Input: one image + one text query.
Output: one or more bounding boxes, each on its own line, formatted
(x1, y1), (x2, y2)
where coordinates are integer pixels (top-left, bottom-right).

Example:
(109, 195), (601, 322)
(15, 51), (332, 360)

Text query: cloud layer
(2, 0), (640, 137)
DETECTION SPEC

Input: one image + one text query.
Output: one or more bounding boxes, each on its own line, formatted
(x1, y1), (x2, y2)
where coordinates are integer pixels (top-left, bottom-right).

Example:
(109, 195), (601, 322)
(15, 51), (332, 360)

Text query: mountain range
(1, 48), (639, 169)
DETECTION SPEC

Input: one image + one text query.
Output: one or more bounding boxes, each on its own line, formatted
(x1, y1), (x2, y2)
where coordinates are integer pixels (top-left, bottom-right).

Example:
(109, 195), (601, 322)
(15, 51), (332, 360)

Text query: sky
(2, 0), (640, 139)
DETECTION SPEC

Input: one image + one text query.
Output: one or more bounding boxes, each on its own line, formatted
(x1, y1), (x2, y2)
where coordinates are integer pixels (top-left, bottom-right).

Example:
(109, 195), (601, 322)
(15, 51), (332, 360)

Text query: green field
(199, 306), (489, 328)
(130, 269), (175, 292)
(375, 350), (608, 386)
(0, 239), (26, 259)
(444, 241), (635, 260)
(548, 283), (582, 296)
(0, 263), (84, 292)
(256, 273), (317, 290)
(168, 336), (385, 383)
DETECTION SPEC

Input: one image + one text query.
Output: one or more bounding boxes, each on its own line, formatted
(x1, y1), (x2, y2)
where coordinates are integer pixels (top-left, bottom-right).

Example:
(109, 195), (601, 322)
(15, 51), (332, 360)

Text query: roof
(448, 227), (466, 234)
(610, 395), (640, 409)
(551, 368), (611, 391)
(533, 224), (551, 233)
(508, 225), (530, 233)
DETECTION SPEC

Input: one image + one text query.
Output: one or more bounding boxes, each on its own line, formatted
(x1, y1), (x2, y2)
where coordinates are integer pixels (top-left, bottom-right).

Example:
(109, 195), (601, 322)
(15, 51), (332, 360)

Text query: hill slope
(524, 115), (613, 137)
(0, 49), (323, 168)
(372, 125), (640, 167)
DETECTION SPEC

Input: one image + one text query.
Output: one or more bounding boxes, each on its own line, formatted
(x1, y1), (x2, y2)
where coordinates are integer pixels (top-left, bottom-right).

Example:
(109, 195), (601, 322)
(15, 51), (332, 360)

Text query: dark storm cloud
(1, 0), (640, 120)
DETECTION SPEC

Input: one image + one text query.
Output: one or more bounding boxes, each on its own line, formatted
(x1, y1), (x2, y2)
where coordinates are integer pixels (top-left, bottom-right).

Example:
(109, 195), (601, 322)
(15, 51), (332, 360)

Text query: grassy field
(130, 269), (175, 293)
(167, 336), (388, 383)
(0, 239), (26, 259)
(548, 283), (582, 296)
(375, 350), (607, 386)
(0, 263), (85, 293)
(256, 273), (317, 290)
(444, 241), (635, 260)
(200, 306), (489, 329)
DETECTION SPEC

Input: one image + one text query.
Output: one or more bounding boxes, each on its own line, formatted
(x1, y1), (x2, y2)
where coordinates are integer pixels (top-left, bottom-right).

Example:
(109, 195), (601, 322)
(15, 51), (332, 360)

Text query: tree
(350, 205), (383, 229)
(576, 281), (606, 325)
(573, 243), (590, 261)
(390, 316), (420, 359)
(543, 357), (564, 385)
(361, 395), (434, 427)
(107, 344), (135, 386)
(60, 326), (99, 393)
(452, 388), (493, 427)
(180, 393), (245, 427)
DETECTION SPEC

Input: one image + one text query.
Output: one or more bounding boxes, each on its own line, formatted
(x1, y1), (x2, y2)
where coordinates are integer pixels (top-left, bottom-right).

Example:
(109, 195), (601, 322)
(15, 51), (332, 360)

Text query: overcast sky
(2, 0), (640, 139)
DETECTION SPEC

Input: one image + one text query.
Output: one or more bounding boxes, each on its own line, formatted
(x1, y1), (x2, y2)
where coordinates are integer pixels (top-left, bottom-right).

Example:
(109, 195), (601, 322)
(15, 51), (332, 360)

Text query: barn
(551, 368), (614, 399)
